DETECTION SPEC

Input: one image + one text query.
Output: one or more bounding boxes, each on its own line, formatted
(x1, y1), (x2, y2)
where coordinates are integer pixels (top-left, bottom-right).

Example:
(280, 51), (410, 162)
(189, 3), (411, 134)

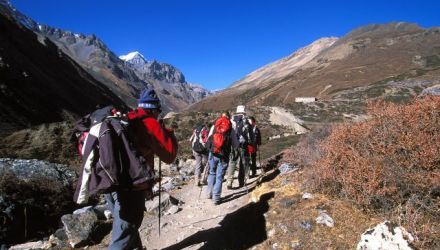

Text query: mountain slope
(191, 22), (440, 111)
(0, 0), (211, 111)
(120, 51), (212, 109)
(0, 6), (126, 133)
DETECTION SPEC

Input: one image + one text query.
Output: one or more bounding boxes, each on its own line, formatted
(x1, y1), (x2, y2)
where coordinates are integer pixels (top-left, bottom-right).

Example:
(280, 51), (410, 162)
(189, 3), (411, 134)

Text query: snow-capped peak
(119, 51), (145, 62)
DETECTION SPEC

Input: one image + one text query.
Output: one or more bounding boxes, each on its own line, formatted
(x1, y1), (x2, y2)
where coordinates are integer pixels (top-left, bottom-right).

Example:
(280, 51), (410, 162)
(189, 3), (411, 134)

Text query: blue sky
(11, 0), (440, 90)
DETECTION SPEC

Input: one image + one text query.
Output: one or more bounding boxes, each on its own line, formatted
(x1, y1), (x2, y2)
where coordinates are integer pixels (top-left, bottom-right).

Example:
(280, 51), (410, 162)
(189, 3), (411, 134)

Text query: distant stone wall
(295, 97), (317, 103)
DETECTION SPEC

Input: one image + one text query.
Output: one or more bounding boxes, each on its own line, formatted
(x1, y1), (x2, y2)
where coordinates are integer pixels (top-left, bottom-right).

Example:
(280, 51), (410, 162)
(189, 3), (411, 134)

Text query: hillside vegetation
(279, 95), (440, 248)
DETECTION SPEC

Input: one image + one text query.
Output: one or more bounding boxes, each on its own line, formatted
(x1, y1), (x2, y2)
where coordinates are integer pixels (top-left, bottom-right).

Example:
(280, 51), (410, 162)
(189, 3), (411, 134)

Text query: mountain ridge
(0, 0), (211, 111)
(190, 21), (440, 111)
(0, 9), (127, 132)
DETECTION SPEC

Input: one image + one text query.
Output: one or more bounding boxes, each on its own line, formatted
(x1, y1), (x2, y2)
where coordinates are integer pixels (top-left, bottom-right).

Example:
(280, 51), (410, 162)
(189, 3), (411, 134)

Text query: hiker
(200, 123), (213, 185)
(226, 105), (254, 189)
(205, 112), (238, 205)
(189, 122), (209, 186)
(106, 87), (178, 250)
(248, 116), (262, 177)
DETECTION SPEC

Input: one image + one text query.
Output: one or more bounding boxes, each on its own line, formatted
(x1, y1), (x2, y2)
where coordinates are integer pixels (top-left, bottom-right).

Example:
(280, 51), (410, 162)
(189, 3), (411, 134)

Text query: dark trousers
(250, 152), (257, 176)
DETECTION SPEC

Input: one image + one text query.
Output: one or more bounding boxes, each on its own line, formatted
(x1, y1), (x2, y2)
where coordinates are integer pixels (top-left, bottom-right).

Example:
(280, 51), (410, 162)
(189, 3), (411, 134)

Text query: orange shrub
(314, 96), (440, 207)
(311, 95), (440, 247)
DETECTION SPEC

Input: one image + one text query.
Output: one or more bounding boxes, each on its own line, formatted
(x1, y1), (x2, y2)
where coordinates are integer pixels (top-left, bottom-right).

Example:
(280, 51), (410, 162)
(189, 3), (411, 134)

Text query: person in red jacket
(106, 87), (178, 250)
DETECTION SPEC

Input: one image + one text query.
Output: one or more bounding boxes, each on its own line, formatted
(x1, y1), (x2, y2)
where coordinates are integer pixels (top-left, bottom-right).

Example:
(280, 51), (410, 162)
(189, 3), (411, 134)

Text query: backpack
(211, 117), (231, 155)
(72, 106), (155, 204)
(233, 115), (253, 148)
(192, 125), (208, 153)
(72, 106), (115, 156)
(200, 127), (209, 144)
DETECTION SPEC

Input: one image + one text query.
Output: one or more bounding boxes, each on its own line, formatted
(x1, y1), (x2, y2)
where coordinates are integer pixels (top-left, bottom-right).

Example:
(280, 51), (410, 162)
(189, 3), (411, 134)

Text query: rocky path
(139, 173), (265, 250)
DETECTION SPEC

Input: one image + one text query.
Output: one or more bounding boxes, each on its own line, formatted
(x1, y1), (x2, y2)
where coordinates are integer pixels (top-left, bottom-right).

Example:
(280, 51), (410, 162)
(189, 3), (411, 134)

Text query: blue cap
(138, 88), (161, 109)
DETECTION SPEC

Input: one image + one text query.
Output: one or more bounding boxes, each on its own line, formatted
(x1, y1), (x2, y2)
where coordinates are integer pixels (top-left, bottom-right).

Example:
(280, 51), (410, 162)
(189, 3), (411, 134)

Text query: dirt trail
(139, 172), (270, 250)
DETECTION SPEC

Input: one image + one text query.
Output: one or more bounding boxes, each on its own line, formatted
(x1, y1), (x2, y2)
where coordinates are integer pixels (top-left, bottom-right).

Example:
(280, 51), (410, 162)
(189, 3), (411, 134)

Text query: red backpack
(212, 117), (231, 155)
(200, 127), (209, 144)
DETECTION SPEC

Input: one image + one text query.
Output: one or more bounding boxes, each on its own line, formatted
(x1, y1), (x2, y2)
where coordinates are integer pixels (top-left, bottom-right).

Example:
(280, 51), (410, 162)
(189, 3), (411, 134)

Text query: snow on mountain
(120, 51), (185, 83)
(119, 51), (146, 65)
(1, 0), (212, 111)
(120, 51), (212, 105)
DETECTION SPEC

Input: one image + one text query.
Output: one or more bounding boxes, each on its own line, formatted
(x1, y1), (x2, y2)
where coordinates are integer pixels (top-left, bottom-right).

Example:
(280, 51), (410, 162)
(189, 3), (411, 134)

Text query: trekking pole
(158, 159), (162, 237)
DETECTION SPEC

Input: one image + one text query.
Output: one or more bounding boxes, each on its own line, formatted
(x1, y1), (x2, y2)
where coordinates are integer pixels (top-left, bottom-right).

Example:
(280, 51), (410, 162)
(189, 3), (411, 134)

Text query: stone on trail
(357, 221), (414, 250)
(302, 192), (313, 200)
(316, 211), (335, 227)
(93, 204), (112, 220)
(299, 221), (313, 231)
(9, 241), (48, 250)
(278, 163), (299, 175)
(47, 228), (70, 249)
(145, 192), (181, 215)
(165, 205), (181, 215)
(73, 205), (93, 215)
(61, 210), (99, 248)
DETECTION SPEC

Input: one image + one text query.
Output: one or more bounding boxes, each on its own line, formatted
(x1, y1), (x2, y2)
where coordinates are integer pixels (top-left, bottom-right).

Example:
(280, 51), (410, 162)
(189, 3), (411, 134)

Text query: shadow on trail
(221, 168), (280, 204)
(220, 152), (283, 204)
(162, 192), (275, 250)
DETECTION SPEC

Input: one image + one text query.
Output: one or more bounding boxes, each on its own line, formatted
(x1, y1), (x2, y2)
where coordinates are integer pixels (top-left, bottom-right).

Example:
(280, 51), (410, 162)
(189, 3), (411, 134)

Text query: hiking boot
(226, 181), (233, 190)
(213, 199), (221, 205)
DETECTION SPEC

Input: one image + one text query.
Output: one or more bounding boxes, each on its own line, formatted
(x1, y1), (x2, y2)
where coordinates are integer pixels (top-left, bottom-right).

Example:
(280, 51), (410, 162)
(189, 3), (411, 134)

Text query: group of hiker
(72, 87), (261, 249)
(189, 105), (262, 205)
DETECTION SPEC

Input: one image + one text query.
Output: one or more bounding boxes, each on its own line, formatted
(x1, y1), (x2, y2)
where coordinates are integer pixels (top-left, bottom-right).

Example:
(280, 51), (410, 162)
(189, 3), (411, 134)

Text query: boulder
(93, 204), (112, 220)
(153, 177), (176, 193)
(357, 221), (414, 250)
(0, 158), (76, 187)
(9, 241), (48, 249)
(47, 228), (70, 249)
(0, 159), (76, 245)
(61, 211), (99, 248)
(73, 205), (93, 215)
(145, 192), (181, 215)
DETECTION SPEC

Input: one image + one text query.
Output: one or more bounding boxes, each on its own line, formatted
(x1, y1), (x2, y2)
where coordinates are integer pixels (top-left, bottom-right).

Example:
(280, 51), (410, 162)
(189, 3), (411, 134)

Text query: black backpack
(192, 125), (207, 153)
(233, 115), (253, 148)
(72, 106), (155, 204)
